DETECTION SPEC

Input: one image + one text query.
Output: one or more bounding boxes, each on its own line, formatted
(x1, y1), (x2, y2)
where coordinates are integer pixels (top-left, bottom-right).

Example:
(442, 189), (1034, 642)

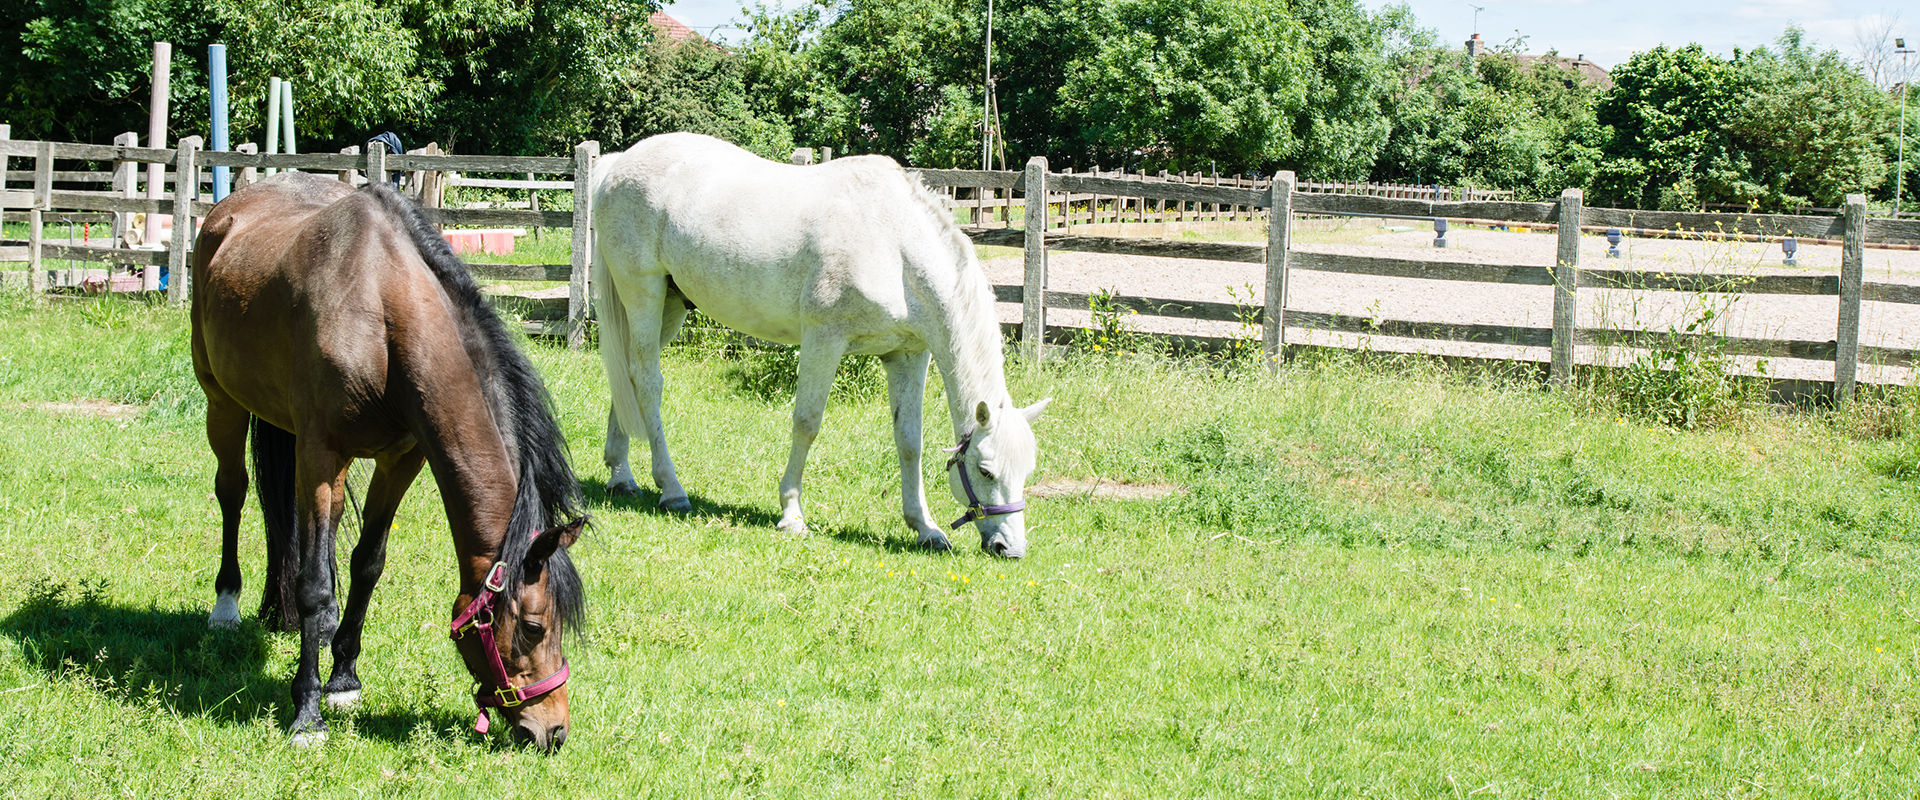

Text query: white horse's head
(946, 398), (1049, 558)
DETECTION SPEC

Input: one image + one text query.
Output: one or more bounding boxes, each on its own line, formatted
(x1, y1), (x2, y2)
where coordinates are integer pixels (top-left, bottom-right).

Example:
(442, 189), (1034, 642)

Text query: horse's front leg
(322, 449), (425, 709)
(288, 436), (348, 746)
(881, 350), (949, 550)
(203, 393), (251, 627)
(778, 332), (848, 534)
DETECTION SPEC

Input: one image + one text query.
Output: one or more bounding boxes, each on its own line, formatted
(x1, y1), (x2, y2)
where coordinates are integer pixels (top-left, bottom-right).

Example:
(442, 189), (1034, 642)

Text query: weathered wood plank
(469, 263), (573, 282)
(567, 141), (598, 349)
(1022, 157), (1049, 360)
(37, 142), (177, 163)
(1052, 173), (1265, 208)
(40, 243), (168, 266)
(1044, 233), (1265, 263)
(1265, 172), (1294, 368)
(447, 176), (573, 190)
(1864, 282), (1920, 305)
(389, 154), (575, 173)
(1582, 207), (1847, 240)
(196, 151), (363, 170)
(907, 168), (1021, 190)
(1580, 270), (1837, 295)
(43, 191), (175, 215)
(1293, 194), (1560, 222)
(1291, 250), (1556, 285)
(421, 207), (574, 228)
(1583, 328), (1839, 362)
(1868, 218), (1920, 244)
(1552, 188), (1582, 389)
(1288, 309), (1555, 348)
(1836, 195), (1866, 402)
(1041, 290), (1246, 323)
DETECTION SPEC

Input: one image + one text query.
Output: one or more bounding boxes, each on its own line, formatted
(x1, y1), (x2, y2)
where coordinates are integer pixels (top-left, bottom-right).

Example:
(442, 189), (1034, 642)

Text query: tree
(1588, 44), (1745, 209)
(1715, 28), (1892, 210)
(1, 0), (218, 144)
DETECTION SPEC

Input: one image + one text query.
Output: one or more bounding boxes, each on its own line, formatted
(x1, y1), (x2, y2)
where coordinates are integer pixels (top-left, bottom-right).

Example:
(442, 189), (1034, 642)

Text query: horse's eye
(978, 466), (996, 481)
(522, 620), (548, 641)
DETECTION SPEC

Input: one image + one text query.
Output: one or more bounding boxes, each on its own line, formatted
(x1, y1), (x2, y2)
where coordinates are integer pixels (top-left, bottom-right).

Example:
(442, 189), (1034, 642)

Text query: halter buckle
(484, 563), (509, 593)
(495, 685), (525, 707)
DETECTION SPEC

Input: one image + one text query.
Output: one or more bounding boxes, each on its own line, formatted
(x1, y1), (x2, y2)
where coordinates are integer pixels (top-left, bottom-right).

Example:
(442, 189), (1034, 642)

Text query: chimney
(1466, 33), (1483, 58)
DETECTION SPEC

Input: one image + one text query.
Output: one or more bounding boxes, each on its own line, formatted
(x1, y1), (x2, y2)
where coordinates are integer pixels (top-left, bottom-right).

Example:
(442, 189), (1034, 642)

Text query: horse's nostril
(551, 725), (567, 750)
(510, 724), (538, 747)
(990, 540), (1009, 556)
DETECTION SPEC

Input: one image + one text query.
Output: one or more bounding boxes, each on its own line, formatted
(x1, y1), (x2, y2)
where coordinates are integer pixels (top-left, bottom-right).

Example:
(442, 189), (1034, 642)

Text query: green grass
(3, 291), (1920, 797)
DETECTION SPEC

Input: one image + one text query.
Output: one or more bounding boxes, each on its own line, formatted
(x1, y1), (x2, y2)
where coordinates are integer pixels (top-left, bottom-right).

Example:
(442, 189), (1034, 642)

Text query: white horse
(591, 133), (1048, 557)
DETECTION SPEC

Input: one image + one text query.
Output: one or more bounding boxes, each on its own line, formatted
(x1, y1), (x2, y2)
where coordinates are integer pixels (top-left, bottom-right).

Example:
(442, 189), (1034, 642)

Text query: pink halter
(448, 562), (569, 734)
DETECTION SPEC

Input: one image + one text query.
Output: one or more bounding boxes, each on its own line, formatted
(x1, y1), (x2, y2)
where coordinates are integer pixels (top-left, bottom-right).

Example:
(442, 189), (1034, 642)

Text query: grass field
(3, 290), (1920, 797)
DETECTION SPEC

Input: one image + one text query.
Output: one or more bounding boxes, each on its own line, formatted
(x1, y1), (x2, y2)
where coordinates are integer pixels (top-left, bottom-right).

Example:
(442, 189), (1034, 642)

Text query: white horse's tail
(593, 225), (644, 445)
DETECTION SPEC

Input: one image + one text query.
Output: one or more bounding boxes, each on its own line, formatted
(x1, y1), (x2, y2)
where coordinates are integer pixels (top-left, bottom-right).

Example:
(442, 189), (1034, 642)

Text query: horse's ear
(1021, 397), (1052, 424)
(526, 517), (586, 570)
(975, 400), (992, 427)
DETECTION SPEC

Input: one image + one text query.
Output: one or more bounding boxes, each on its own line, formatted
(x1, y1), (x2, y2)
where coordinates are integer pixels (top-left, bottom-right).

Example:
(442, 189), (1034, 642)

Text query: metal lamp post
(1899, 38), (1913, 216)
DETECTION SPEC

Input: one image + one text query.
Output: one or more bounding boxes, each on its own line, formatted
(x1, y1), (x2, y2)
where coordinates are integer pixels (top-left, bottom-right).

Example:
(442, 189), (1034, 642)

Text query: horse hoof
(208, 593), (241, 629)
(659, 496), (692, 514)
(608, 481), (641, 497)
(776, 518), (807, 536)
(919, 535), (952, 551)
(325, 690), (361, 709)
(289, 729), (328, 748)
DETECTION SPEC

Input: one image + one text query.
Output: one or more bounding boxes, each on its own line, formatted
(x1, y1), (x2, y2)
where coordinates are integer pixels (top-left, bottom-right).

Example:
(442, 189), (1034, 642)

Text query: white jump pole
(265, 77), (281, 176)
(143, 42), (171, 252)
(281, 79), (298, 156)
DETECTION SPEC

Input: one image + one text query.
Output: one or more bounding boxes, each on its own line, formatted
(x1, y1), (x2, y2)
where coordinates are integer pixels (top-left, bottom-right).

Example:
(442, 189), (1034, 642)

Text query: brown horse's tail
(250, 416), (301, 632)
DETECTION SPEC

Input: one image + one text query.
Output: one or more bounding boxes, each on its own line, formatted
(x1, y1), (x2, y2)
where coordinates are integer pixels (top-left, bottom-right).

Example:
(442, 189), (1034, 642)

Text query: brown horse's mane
(363, 184), (586, 635)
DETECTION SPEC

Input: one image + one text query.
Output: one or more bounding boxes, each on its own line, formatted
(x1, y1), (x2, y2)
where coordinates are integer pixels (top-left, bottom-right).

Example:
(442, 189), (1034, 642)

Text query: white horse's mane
(900, 174), (1010, 424)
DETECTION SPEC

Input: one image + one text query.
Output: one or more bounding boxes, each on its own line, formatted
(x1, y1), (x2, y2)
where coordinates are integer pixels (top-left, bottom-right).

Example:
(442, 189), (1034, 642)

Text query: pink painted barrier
(442, 229), (522, 255)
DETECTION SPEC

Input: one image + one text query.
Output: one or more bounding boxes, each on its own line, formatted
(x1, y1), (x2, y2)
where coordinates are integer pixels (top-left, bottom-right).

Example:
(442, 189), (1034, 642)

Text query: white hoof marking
(325, 690), (361, 709)
(289, 730), (328, 748)
(208, 593), (241, 629)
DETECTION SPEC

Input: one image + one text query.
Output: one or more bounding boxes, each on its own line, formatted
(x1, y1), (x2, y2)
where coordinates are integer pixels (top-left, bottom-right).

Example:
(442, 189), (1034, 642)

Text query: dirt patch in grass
(35, 399), (142, 419)
(1029, 477), (1185, 501)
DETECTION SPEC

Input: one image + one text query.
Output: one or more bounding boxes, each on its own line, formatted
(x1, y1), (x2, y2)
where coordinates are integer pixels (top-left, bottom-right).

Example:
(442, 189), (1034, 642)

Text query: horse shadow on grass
(580, 477), (933, 554)
(0, 576), (466, 744)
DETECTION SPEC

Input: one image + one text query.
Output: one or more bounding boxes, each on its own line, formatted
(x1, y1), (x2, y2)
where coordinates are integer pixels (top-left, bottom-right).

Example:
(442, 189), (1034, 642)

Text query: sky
(657, 0), (1911, 68)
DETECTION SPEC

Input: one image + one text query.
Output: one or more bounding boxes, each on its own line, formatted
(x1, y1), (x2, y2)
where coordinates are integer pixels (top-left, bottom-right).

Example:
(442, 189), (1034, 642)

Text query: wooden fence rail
(8, 133), (1920, 400)
(1, 133), (600, 347)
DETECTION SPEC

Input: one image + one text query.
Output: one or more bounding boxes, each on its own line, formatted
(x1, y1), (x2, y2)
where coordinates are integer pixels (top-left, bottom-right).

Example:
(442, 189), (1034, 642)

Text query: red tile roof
(650, 11), (704, 43)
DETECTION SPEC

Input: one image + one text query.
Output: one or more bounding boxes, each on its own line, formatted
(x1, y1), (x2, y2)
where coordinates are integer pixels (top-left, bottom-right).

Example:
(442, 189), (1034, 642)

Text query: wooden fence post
(568, 140), (599, 351)
(337, 146), (359, 184)
(1022, 156), (1049, 360)
(168, 136), (201, 304)
(790, 148), (813, 166)
(112, 132), (138, 247)
(365, 139), (387, 189)
(31, 140), (52, 295)
(234, 142), (257, 188)
(1264, 171), (1295, 374)
(1552, 188), (1582, 389)
(1836, 193), (1866, 405)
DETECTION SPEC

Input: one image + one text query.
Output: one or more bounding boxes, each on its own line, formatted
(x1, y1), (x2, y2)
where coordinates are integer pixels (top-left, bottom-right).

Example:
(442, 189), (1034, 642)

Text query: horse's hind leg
(881, 350), (950, 550)
(777, 331), (848, 535)
(603, 268), (690, 511)
(204, 392), (250, 628)
(322, 448), (425, 708)
(287, 435), (350, 745)
(604, 293), (689, 498)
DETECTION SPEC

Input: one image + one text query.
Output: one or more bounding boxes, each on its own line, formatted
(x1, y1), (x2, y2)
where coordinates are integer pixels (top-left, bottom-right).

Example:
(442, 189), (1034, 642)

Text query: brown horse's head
(451, 517), (585, 752)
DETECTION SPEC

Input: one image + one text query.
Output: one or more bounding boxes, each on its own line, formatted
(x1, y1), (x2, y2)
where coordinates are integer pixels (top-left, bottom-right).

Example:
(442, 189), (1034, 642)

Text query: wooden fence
(0, 130), (600, 348)
(10, 133), (1920, 400)
(906, 158), (1920, 402)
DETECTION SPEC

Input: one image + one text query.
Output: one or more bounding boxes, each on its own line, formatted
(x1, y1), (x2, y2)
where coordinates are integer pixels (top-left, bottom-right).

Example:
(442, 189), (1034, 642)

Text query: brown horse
(191, 172), (587, 751)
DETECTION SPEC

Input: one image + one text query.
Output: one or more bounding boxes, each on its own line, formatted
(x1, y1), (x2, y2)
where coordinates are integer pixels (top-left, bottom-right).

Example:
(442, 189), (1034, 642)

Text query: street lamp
(1899, 38), (1914, 217)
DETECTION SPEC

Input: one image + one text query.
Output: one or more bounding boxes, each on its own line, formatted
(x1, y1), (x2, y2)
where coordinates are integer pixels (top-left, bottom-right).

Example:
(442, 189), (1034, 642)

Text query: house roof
(650, 11), (704, 43)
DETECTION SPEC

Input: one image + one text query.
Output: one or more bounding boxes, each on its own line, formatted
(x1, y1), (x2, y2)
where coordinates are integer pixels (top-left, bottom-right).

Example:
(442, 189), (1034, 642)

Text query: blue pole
(209, 43), (230, 200)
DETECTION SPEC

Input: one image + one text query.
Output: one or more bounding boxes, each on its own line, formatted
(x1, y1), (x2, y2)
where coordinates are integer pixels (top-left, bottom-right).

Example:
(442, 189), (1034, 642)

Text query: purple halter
(448, 562), (569, 735)
(944, 429), (1025, 530)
